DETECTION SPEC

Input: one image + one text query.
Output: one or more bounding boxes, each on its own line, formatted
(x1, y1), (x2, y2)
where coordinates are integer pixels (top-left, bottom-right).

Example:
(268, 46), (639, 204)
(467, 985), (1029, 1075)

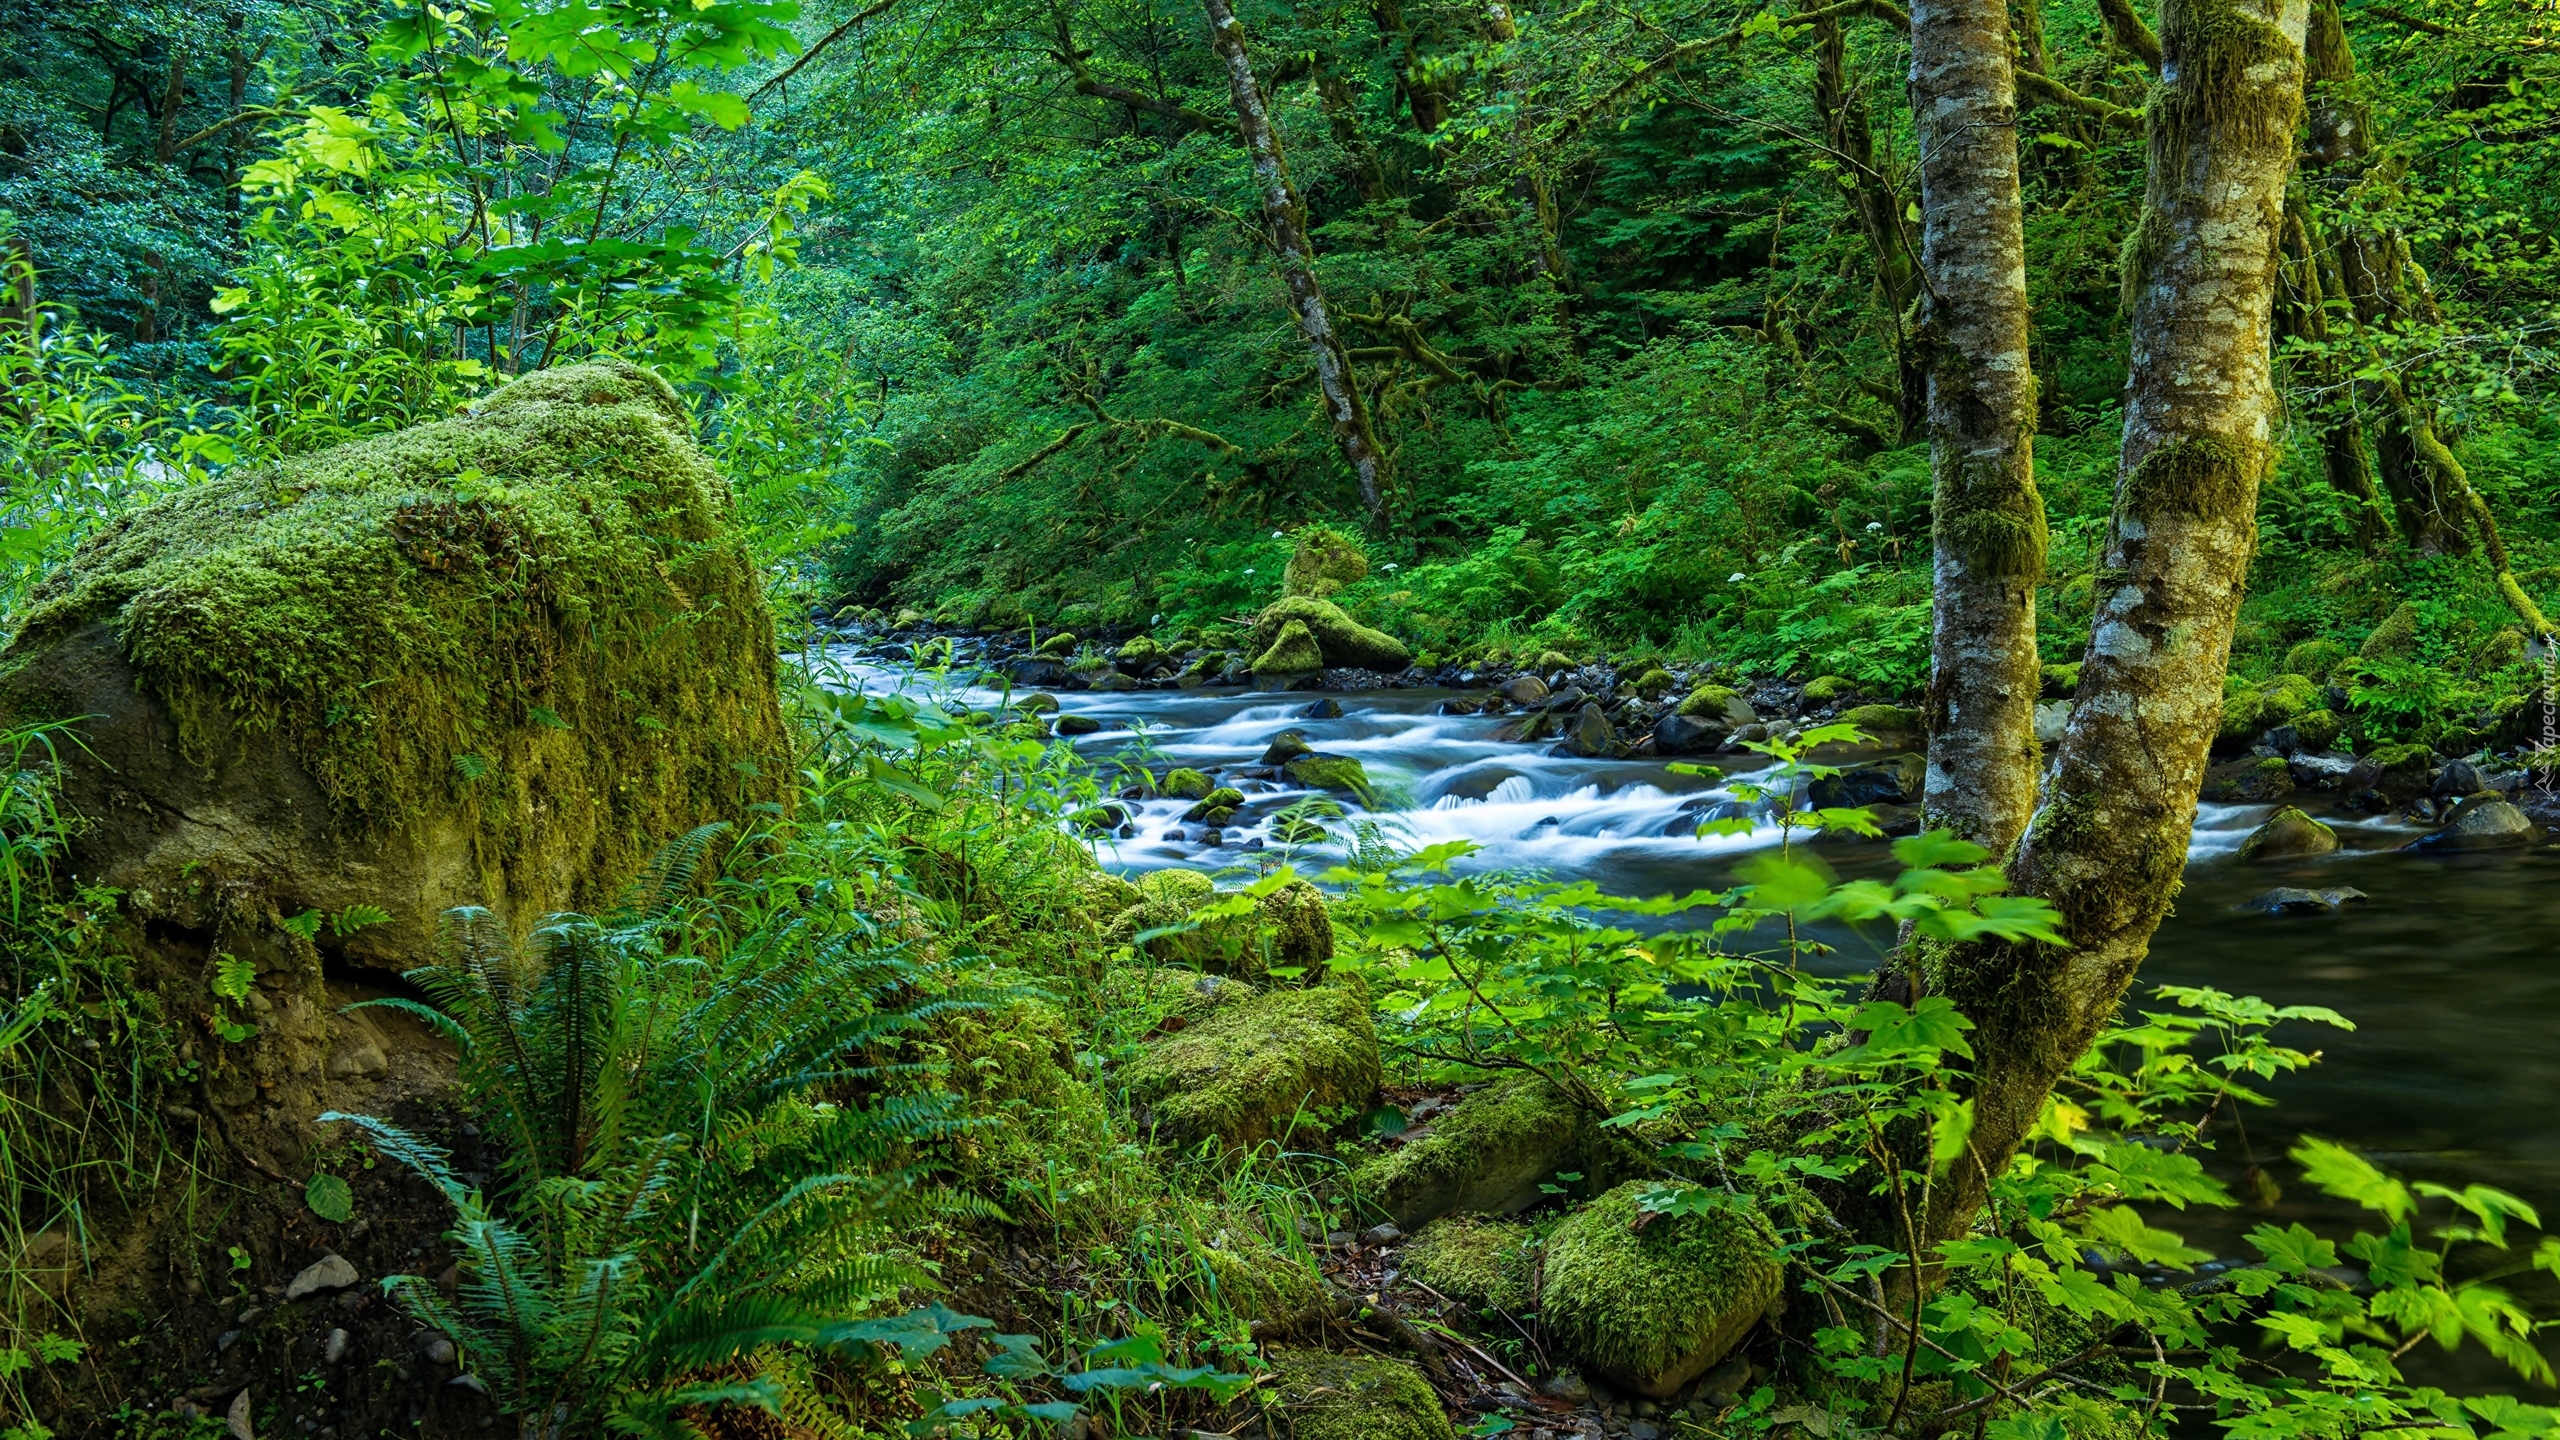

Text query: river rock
(1006, 656), (1070, 689)
(2342, 743), (2437, 807)
(1558, 702), (1628, 758)
(1298, 697), (1345, 719)
(2240, 887), (2369, 915)
(1676, 685), (1756, 727)
(1260, 730), (1315, 765)
(1089, 671), (1140, 692)
(1283, 754), (1371, 796)
(1809, 753), (1922, 809)
(0, 360), (786, 1168)
(1651, 713), (1724, 755)
(1541, 1183), (1783, 1400)
(1247, 597), (1410, 673)
(2234, 807), (2339, 863)
(2201, 754), (2296, 802)
(2431, 759), (2486, 799)
(1056, 714), (1102, 736)
(2408, 799), (2535, 852)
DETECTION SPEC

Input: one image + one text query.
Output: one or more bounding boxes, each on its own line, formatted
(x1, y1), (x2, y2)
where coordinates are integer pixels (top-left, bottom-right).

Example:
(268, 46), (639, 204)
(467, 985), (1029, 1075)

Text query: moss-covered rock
(2360, 602), (2419, 660)
(1839, 703), (1920, 740)
(1628, 667), (1676, 699)
(914, 974), (1109, 1187)
(1800, 674), (1854, 704)
(1541, 1183), (1783, 1399)
(1161, 767), (1216, 800)
(1036, 630), (1079, 655)
(1185, 1211), (1328, 1328)
(1183, 786), (1246, 823)
(1250, 596), (1411, 673)
(2222, 673), (2319, 744)
(1676, 683), (1754, 724)
(1252, 617), (1325, 680)
(1284, 754), (1372, 797)
(1351, 1074), (1599, 1230)
(0, 360), (786, 1160)
(1262, 1348), (1454, 1440)
(1123, 983), (1381, 1149)
(1255, 879), (1338, 971)
(1283, 525), (1370, 600)
(2201, 754), (2295, 803)
(2235, 807), (2339, 863)
(2285, 638), (2349, 678)
(2286, 708), (2343, 754)
(1402, 1215), (1536, 1313)
(1533, 649), (1575, 673)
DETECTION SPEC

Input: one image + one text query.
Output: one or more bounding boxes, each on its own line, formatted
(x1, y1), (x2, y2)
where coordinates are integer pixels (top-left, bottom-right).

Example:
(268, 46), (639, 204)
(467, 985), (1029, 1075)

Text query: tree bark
(1203, 0), (1396, 529)
(2276, 204), (2385, 550)
(1909, 0), (2045, 859)
(1922, 0), (2310, 1248)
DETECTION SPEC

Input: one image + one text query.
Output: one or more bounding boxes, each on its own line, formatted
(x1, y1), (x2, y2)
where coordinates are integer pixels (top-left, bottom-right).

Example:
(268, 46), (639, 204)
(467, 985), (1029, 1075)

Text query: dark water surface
(829, 651), (2560, 1381)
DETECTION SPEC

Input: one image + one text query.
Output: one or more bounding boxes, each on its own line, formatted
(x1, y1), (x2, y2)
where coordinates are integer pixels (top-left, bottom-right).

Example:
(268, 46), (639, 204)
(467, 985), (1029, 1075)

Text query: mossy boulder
(1036, 630), (1080, 655)
(1800, 674), (1853, 704)
(1839, 703), (1920, 741)
(1676, 683), (1755, 725)
(1122, 982), (1381, 1149)
(1161, 767), (1217, 800)
(2235, 807), (2339, 863)
(2360, 602), (2419, 660)
(1110, 871), (1334, 978)
(1283, 525), (1370, 600)
(1183, 786), (1246, 823)
(1284, 754), (1372, 797)
(1402, 1215), (1536, 1313)
(915, 974), (1109, 1187)
(2283, 708), (2343, 754)
(2221, 673), (2319, 745)
(1350, 1074), (1604, 1231)
(2201, 754), (2296, 803)
(1541, 1183), (1784, 1399)
(1249, 596), (1411, 673)
(1261, 1349), (1454, 1440)
(1185, 1212), (1328, 1329)
(1255, 878), (1338, 971)
(2346, 741), (2437, 804)
(0, 360), (786, 1162)
(1252, 617), (1325, 682)
(2286, 638), (2349, 679)
(1628, 667), (1677, 699)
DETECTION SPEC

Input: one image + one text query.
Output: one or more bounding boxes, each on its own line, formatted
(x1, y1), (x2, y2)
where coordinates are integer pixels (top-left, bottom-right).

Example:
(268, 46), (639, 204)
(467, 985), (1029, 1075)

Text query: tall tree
(1202, 0), (1398, 530)
(1918, 0), (2311, 1247)
(1908, 0), (2045, 859)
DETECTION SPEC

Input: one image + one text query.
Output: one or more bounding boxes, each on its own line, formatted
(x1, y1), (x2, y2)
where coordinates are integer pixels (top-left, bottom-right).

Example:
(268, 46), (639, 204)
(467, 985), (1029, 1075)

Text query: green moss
(1628, 667), (1676, 698)
(1676, 683), (1744, 720)
(1534, 649), (1575, 672)
(2285, 638), (2349, 678)
(1283, 525), (1370, 599)
(1839, 703), (1919, 736)
(1116, 635), (1167, 666)
(1256, 879), (1337, 971)
(2360, 602), (2419, 660)
(1540, 1183), (1783, 1398)
(1161, 768), (1215, 800)
(2363, 740), (2433, 772)
(1250, 597), (1410, 673)
(2040, 661), (2082, 698)
(2290, 708), (2342, 753)
(1122, 982), (1381, 1150)
(1801, 675), (1853, 703)
(915, 972), (1109, 1186)
(2121, 433), (2260, 523)
(1253, 618), (1325, 677)
(1036, 630), (1080, 655)
(1351, 1074), (1596, 1229)
(1095, 964), (1255, 1029)
(1937, 486), (2050, 580)
(1184, 1211), (1327, 1327)
(1262, 1348), (1454, 1440)
(1283, 754), (1372, 797)
(5, 358), (785, 918)
(2235, 806), (2337, 864)
(1402, 1215), (1535, 1312)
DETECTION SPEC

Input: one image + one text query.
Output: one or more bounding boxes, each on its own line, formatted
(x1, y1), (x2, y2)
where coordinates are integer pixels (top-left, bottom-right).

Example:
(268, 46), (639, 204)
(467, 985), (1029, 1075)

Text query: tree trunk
(1811, 8), (1925, 443)
(1922, 0), (2309, 1249)
(1203, 0), (1396, 529)
(154, 48), (187, 164)
(2276, 202), (2385, 551)
(1908, 0), (2044, 859)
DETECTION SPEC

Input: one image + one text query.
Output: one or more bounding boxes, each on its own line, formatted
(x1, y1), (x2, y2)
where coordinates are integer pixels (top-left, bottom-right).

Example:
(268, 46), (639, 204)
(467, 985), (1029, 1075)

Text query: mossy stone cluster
(1248, 596), (1411, 674)
(1121, 981), (1380, 1149)
(2220, 672), (2319, 745)
(1261, 1348), (1454, 1440)
(1402, 1215), (1536, 1313)
(1540, 1182), (1783, 1399)
(1838, 703), (1920, 739)
(1283, 753), (1372, 797)
(1677, 683), (1753, 723)
(0, 358), (787, 967)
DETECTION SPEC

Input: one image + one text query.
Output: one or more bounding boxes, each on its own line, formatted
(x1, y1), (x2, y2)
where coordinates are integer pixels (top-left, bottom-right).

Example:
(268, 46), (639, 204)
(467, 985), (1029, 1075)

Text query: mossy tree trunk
(1203, 0), (1398, 531)
(1920, 0), (2309, 1248)
(1909, 0), (2046, 858)
(2276, 199), (2385, 551)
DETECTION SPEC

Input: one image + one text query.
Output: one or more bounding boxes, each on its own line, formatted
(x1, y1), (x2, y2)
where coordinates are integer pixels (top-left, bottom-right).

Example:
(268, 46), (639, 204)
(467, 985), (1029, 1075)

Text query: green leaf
(305, 1173), (355, 1224)
(279, 909), (325, 941)
(212, 955), (257, 1003)
(2293, 1137), (2414, 1222)
(528, 706), (573, 730)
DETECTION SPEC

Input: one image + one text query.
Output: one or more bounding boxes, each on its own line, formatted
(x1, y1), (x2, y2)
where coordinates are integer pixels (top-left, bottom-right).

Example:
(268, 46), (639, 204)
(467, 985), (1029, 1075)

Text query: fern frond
(320, 1112), (468, 1205)
(622, 821), (733, 923)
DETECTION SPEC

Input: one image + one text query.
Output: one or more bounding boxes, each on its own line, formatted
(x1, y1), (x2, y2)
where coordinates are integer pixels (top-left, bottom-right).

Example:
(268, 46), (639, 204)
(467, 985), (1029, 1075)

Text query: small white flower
(1866, 521), (1884, 533)
(1272, 530), (1286, 539)
(1151, 614), (1162, 625)
(1728, 572), (1747, 584)
(1243, 568), (1256, 575)
(1382, 562), (1399, 571)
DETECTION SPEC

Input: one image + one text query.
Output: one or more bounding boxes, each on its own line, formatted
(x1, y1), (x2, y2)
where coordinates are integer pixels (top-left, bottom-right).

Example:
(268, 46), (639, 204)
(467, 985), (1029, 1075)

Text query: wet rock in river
(1260, 730), (1315, 765)
(2235, 806), (2340, 863)
(1298, 696), (1345, 719)
(2240, 887), (2369, 915)
(1498, 674), (1549, 706)
(2407, 799), (2535, 852)
(1557, 702), (1627, 759)
(1651, 713), (1724, 755)
(2201, 754), (2296, 803)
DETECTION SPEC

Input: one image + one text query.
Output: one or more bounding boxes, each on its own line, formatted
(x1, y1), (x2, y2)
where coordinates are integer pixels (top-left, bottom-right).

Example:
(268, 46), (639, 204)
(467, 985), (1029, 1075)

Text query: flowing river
(819, 648), (2560, 1376)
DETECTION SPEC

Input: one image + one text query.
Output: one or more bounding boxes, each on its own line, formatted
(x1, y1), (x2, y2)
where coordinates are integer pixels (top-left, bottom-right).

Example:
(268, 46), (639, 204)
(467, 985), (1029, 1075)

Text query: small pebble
(323, 1327), (349, 1364)
(427, 1337), (456, 1365)
(1362, 1222), (1402, 1246)
(215, 1330), (241, 1352)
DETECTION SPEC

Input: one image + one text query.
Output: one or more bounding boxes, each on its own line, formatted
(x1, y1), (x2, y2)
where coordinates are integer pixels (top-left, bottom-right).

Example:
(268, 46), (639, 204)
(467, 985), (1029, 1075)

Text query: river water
(824, 651), (2560, 1373)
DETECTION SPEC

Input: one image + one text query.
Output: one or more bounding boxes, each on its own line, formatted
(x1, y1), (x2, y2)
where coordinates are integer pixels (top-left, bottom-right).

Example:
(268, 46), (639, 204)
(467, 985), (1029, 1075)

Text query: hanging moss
(2, 357), (786, 921)
(1935, 453), (2050, 581)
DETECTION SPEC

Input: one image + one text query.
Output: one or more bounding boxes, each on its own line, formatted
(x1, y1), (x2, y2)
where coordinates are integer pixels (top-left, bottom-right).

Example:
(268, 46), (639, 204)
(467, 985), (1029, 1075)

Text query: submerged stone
(1541, 1183), (1783, 1400)
(2239, 886), (2369, 915)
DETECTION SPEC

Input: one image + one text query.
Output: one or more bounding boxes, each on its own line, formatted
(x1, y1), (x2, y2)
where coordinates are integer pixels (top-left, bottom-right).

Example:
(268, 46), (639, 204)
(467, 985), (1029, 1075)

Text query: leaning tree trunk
(1920, 0), (2310, 1248)
(1813, 7), (1927, 443)
(1203, 0), (1397, 529)
(1908, 0), (2045, 859)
